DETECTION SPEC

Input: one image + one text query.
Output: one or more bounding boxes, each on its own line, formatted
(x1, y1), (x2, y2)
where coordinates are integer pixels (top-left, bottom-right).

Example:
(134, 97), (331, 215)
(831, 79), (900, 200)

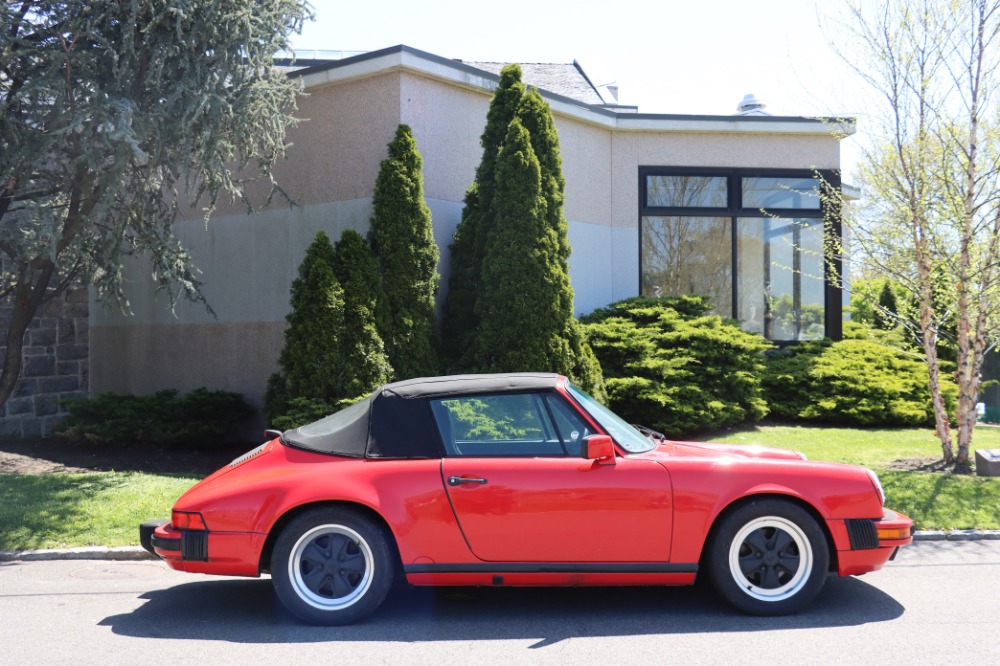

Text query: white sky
(292, 0), (867, 177)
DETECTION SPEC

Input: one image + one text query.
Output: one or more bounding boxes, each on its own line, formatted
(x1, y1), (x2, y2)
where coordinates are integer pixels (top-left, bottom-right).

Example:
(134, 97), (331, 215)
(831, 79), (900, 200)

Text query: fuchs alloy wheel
(707, 499), (829, 615)
(271, 508), (394, 625)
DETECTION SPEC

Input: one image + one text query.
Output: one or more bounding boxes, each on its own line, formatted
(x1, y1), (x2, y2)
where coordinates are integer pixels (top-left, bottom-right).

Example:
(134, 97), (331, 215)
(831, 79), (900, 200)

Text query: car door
(433, 391), (673, 563)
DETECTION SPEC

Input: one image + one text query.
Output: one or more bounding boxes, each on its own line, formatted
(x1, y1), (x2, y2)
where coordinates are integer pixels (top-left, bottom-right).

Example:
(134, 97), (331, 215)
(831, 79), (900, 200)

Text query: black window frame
(638, 166), (842, 342)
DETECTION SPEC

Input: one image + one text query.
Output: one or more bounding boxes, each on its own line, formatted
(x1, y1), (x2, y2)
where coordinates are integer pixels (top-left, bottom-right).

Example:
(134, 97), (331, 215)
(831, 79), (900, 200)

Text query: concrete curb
(911, 529), (1000, 541)
(0, 546), (154, 562)
(3, 530), (1000, 562)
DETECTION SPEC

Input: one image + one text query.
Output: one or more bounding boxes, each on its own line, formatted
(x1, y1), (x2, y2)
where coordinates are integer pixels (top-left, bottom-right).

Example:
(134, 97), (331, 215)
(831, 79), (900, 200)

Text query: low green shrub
(56, 388), (253, 446)
(763, 331), (957, 427)
(581, 296), (771, 436)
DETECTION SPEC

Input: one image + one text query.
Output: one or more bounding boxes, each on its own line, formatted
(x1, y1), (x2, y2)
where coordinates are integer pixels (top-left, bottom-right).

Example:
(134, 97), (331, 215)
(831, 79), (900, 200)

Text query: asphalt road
(1, 540), (998, 665)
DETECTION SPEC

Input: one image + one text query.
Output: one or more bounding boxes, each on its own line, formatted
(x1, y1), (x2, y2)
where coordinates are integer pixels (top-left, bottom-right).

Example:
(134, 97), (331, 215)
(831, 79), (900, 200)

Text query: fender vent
(230, 443), (267, 468)
(846, 518), (879, 550)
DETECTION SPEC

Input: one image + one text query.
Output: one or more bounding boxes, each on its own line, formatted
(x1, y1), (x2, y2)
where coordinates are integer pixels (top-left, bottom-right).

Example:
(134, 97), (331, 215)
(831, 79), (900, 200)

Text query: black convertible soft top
(282, 373), (563, 459)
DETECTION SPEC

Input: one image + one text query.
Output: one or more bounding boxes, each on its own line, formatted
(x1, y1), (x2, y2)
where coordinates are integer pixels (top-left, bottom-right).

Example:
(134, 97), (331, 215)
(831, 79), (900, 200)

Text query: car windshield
(566, 383), (657, 453)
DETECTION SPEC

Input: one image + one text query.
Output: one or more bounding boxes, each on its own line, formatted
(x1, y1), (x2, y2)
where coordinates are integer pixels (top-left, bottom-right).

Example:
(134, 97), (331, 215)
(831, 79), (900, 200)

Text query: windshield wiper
(631, 424), (667, 443)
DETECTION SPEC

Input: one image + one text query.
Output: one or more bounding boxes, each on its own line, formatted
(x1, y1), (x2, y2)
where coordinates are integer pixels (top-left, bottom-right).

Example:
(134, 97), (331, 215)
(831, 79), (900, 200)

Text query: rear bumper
(139, 519), (264, 577)
(140, 520), (169, 559)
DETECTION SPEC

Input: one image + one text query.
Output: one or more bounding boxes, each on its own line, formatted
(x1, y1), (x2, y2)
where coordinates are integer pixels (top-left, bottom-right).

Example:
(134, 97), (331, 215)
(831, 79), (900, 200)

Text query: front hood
(656, 440), (807, 461)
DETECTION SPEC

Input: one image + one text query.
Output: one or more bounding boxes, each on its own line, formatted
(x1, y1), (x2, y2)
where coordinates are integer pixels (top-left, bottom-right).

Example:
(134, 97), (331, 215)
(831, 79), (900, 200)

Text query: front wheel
(706, 499), (829, 615)
(271, 508), (394, 625)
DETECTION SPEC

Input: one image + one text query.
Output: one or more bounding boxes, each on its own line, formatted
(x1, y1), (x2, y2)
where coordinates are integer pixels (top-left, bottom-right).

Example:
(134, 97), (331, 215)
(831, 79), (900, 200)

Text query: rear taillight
(171, 511), (208, 531)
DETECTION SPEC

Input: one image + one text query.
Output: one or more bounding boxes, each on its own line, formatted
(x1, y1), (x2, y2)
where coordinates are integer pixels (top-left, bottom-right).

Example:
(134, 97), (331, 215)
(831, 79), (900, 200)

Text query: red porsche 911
(140, 373), (912, 625)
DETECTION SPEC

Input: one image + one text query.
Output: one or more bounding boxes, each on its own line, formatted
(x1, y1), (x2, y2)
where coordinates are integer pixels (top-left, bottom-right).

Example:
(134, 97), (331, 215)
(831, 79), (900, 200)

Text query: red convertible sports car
(140, 373), (913, 625)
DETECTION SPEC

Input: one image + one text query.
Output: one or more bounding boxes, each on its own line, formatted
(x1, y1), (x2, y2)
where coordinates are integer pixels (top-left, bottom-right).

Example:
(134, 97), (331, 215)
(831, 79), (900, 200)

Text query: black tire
(706, 499), (829, 616)
(271, 507), (394, 625)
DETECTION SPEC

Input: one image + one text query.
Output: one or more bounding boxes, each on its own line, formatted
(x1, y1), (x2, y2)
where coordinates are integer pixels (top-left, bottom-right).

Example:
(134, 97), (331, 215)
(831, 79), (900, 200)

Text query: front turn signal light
(172, 511), (208, 531)
(877, 526), (911, 540)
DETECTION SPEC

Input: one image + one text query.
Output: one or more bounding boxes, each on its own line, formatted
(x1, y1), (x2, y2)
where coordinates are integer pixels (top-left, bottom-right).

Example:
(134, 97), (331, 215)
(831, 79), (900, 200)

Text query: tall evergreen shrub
(264, 231), (347, 424)
(444, 65), (604, 397)
(368, 125), (440, 379)
(471, 118), (566, 369)
(332, 230), (393, 397)
(443, 65), (527, 365)
(517, 88), (571, 268)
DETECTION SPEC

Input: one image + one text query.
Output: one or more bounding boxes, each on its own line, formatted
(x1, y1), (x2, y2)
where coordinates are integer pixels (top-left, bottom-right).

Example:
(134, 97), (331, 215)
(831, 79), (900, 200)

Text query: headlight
(866, 469), (886, 506)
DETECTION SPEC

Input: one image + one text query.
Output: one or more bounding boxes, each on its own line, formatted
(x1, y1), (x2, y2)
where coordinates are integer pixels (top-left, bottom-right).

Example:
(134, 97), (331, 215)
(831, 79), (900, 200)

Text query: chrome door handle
(448, 476), (487, 486)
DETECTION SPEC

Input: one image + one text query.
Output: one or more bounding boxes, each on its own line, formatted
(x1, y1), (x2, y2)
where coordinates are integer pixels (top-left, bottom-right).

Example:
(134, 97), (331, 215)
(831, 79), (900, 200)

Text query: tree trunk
(914, 236), (953, 463)
(955, 299), (977, 467)
(0, 261), (55, 407)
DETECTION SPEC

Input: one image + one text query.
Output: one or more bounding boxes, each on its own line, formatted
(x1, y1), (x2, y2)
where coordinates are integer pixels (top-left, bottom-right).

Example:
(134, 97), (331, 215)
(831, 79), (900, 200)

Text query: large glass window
(737, 217), (825, 340)
(639, 169), (837, 341)
(742, 177), (821, 210)
(646, 175), (728, 208)
(641, 216), (732, 314)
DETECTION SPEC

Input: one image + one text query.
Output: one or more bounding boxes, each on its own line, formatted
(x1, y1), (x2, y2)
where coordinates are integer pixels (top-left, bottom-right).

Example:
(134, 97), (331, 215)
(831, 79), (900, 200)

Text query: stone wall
(0, 277), (89, 439)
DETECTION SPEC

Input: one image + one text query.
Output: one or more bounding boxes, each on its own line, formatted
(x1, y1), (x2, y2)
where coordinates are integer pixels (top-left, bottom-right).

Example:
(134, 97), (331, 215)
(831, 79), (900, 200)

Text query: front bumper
(834, 508), (914, 577)
(139, 519), (264, 577)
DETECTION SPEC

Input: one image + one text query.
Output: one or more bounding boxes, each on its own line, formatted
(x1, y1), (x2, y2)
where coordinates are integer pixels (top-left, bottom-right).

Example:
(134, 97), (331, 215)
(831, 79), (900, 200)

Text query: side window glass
(544, 395), (592, 449)
(430, 393), (564, 457)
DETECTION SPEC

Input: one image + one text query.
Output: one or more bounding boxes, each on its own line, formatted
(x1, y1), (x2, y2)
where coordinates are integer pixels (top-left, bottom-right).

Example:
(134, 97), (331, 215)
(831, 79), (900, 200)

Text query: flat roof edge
(293, 45), (856, 137)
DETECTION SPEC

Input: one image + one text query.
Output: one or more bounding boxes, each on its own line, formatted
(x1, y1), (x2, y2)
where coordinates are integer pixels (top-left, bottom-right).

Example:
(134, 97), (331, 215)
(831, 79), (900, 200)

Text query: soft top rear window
(282, 396), (372, 457)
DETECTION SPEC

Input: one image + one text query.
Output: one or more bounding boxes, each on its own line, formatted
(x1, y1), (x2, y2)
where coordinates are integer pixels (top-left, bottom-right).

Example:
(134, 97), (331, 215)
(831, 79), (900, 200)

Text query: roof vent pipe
(736, 93), (769, 115)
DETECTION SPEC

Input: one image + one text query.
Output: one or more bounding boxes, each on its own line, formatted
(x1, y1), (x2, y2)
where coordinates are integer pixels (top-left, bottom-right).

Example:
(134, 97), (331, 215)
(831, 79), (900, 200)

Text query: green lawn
(0, 472), (198, 551)
(2, 426), (998, 551)
(696, 423), (1000, 530)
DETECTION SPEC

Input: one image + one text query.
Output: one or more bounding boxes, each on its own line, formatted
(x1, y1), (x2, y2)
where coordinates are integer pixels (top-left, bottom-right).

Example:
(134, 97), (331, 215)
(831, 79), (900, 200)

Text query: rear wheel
(271, 508), (394, 625)
(707, 499), (829, 615)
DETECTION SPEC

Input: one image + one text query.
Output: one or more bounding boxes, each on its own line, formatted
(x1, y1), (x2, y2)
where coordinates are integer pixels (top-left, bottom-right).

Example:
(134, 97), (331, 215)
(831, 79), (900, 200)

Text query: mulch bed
(0, 437), (257, 476)
(883, 456), (977, 475)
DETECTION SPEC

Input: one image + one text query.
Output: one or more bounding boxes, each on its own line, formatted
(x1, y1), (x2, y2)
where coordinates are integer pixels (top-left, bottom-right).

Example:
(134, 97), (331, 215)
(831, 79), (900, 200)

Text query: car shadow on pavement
(99, 575), (904, 646)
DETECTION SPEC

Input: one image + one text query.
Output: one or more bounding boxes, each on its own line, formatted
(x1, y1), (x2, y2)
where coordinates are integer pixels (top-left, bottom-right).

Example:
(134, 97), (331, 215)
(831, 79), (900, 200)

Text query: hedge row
(582, 298), (952, 435)
(56, 388), (253, 446)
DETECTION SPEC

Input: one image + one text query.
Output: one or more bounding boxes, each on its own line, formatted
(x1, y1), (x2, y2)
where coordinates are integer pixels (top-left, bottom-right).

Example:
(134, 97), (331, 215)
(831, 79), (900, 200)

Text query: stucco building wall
(82, 47), (848, 428)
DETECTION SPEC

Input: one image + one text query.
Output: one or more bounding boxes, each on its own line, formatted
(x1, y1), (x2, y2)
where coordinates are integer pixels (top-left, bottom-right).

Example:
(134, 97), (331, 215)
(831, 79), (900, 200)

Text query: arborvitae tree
(471, 119), (571, 370)
(517, 88), (571, 269)
(443, 65), (527, 366)
(332, 230), (393, 398)
(264, 231), (347, 423)
(446, 65), (605, 397)
(368, 125), (440, 379)
(875, 280), (898, 330)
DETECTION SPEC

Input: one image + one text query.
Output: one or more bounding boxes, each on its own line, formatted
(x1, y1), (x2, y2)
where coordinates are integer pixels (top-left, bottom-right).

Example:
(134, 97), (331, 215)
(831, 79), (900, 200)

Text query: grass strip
(0, 472), (198, 551)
